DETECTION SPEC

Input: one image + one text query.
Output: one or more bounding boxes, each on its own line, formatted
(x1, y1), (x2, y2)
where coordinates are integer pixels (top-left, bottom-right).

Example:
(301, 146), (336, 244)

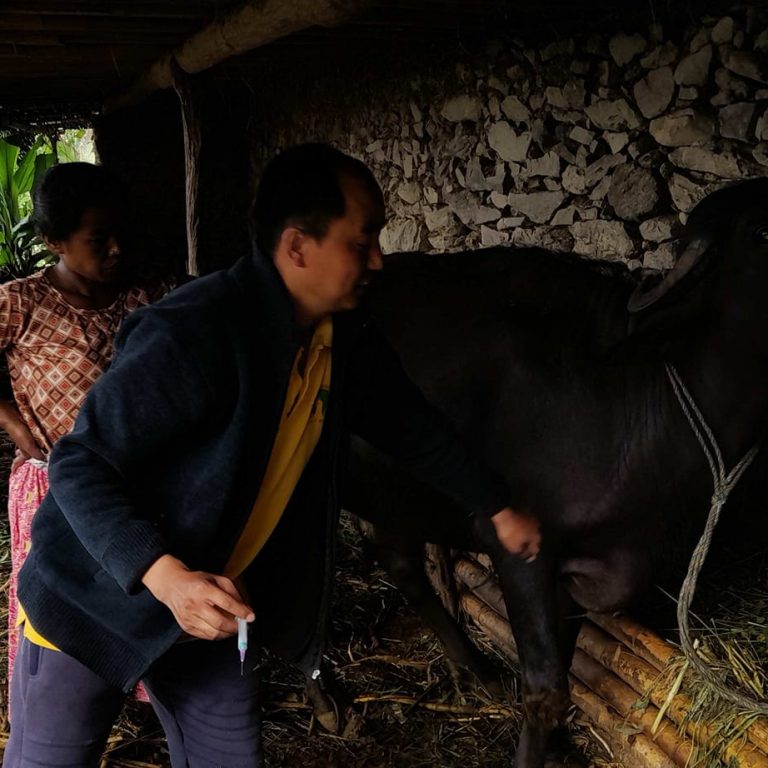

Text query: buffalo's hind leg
(478, 518), (581, 768)
(371, 526), (506, 697)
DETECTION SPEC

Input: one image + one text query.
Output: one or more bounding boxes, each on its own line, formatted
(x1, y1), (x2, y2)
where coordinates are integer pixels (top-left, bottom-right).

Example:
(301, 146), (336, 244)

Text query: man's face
(302, 173), (386, 314)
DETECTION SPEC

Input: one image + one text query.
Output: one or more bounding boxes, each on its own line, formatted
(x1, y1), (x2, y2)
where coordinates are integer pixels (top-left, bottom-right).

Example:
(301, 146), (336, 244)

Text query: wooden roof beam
(104, 0), (375, 113)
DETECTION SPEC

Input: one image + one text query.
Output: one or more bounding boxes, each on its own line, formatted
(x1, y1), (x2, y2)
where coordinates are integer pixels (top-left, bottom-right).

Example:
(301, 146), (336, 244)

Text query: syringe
(236, 617), (248, 675)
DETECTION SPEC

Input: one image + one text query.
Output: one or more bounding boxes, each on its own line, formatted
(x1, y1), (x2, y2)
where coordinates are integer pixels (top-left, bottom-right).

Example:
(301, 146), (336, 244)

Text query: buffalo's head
(628, 178), (768, 315)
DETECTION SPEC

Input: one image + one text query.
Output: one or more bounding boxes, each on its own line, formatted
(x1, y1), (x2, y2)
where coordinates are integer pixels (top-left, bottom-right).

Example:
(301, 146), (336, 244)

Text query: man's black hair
(32, 162), (127, 241)
(252, 143), (381, 257)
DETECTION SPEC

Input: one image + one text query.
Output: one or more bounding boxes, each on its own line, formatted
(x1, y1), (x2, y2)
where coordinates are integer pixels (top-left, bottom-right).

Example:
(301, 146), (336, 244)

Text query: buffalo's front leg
(477, 518), (575, 768)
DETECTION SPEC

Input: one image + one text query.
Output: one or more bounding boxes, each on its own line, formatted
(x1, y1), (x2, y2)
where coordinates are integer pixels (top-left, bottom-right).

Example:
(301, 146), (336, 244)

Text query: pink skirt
(7, 460), (149, 703)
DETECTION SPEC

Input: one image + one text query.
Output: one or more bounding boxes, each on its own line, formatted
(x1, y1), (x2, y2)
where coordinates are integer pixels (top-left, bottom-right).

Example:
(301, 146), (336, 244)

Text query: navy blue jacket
(18, 251), (508, 690)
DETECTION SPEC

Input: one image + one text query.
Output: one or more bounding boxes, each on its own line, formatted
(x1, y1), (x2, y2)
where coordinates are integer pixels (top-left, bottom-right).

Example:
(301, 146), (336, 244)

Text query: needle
(236, 617), (248, 676)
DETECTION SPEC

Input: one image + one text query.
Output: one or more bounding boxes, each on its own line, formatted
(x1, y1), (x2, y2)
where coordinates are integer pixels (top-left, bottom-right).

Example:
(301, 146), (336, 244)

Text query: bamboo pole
(456, 558), (768, 757)
(461, 593), (680, 768)
(578, 622), (768, 768)
(104, 0), (375, 113)
(455, 557), (508, 618)
(570, 678), (679, 768)
(458, 564), (768, 768)
(571, 648), (693, 768)
(588, 611), (677, 671)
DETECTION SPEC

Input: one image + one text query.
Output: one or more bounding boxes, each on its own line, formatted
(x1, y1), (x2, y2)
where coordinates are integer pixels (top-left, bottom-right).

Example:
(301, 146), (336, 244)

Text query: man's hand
(0, 400), (44, 466)
(490, 507), (541, 562)
(142, 554), (254, 640)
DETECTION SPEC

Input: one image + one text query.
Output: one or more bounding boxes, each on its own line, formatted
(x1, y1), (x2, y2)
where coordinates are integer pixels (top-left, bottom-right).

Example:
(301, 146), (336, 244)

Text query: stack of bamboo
(454, 557), (768, 768)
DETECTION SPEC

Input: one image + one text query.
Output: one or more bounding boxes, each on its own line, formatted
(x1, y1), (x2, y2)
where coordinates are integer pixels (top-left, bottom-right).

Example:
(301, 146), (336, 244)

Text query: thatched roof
(0, 0), (739, 130)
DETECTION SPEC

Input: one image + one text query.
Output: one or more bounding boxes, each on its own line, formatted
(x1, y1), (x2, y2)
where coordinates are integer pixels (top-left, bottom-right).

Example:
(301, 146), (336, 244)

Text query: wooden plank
(105, 0), (376, 112)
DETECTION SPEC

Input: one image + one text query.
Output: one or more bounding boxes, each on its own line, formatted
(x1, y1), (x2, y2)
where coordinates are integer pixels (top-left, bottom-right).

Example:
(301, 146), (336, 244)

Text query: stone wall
(251, 4), (768, 275)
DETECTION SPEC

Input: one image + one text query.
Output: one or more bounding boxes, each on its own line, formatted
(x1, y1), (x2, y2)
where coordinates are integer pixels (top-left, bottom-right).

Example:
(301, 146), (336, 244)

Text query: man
(6, 144), (540, 767)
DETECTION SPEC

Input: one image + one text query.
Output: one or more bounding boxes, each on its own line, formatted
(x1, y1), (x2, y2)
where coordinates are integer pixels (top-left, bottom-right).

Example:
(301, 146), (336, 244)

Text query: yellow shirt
(224, 316), (333, 577)
(20, 317), (333, 648)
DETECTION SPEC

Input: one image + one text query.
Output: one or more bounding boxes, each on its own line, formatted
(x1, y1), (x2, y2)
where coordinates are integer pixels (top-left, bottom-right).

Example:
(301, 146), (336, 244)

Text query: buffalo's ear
(627, 236), (710, 313)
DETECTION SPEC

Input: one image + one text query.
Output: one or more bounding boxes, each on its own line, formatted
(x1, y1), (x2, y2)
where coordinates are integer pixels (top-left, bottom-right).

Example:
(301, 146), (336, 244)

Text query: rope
(665, 363), (768, 714)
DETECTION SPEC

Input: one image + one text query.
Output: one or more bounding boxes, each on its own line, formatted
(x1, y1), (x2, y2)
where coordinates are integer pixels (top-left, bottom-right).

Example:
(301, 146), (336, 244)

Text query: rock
(585, 153), (624, 187)
(578, 207), (599, 221)
(541, 38), (575, 61)
(489, 190), (508, 208)
(690, 27), (710, 52)
(668, 173), (710, 212)
(604, 131), (630, 153)
(720, 46), (768, 84)
(585, 98), (641, 131)
(547, 80), (586, 110)
(677, 86), (699, 101)
(571, 59), (591, 75)
(501, 95), (531, 123)
(590, 175), (613, 201)
(365, 140), (383, 153)
(649, 109), (715, 146)
(551, 205), (577, 226)
(643, 242), (677, 270)
(753, 143), (768, 167)
(497, 216), (525, 230)
(640, 41), (679, 68)
(719, 102), (757, 141)
(553, 142), (578, 165)
(380, 218), (427, 252)
(507, 190), (566, 223)
(714, 67), (751, 98)
(511, 226), (574, 251)
(608, 165), (660, 220)
(397, 181), (422, 205)
(423, 206), (461, 235)
(562, 165), (587, 194)
(488, 75), (509, 94)
(609, 32), (646, 65)
(409, 101), (422, 122)
(756, 28), (768, 53)
(711, 16), (735, 44)
(480, 225), (510, 246)
(546, 86), (569, 109)
(634, 66), (675, 118)
(527, 151), (561, 177)
(446, 190), (500, 226)
(674, 44), (713, 85)
(569, 126), (595, 145)
(570, 220), (635, 260)
(424, 187), (439, 205)
(464, 157), (505, 191)
(488, 122), (531, 162)
(640, 214), (678, 242)
(756, 108), (768, 142)
(668, 146), (741, 178)
(441, 95), (482, 122)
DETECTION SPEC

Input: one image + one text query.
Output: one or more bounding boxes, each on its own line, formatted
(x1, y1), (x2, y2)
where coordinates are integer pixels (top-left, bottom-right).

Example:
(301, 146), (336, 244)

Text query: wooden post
(171, 58), (201, 277)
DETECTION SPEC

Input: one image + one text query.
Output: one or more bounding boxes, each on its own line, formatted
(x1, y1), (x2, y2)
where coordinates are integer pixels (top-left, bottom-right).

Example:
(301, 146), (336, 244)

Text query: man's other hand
(490, 507), (541, 562)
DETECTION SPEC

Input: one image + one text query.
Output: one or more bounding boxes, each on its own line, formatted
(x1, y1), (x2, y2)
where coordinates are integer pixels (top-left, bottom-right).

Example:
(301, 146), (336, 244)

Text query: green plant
(0, 137), (56, 282)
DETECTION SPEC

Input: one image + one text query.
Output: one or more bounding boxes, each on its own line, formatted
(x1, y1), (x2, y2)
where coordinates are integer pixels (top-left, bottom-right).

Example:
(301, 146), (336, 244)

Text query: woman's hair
(252, 143), (381, 257)
(32, 162), (127, 241)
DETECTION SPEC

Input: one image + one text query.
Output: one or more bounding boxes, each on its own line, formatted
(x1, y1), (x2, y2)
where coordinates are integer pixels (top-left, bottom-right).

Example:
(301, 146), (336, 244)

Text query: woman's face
(45, 207), (123, 284)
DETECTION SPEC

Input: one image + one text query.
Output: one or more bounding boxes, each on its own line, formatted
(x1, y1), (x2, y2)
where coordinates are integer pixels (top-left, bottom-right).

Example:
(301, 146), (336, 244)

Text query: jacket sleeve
(346, 323), (510, 518)
(47, 307), (217, 594)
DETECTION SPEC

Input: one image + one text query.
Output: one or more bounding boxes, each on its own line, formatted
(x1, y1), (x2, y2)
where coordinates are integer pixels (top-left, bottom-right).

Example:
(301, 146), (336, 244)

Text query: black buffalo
(343, 178), (768, 767)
